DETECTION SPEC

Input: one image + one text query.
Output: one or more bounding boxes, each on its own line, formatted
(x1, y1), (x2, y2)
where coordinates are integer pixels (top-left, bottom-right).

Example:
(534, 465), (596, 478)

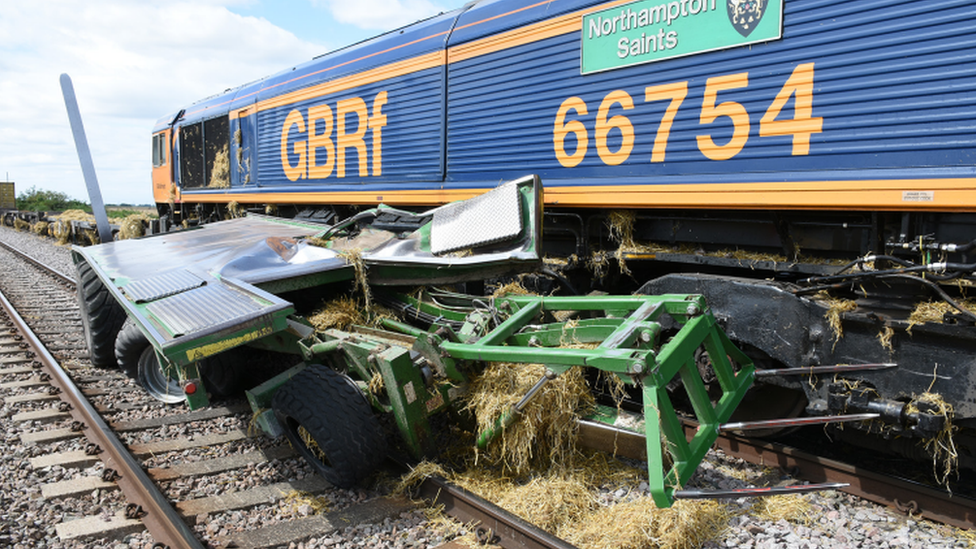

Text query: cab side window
(152, 133), (167, 167)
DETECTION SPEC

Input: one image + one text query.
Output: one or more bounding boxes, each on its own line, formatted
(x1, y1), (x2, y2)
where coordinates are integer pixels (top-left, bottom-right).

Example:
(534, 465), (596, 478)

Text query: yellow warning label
(186, 327), (273, 362)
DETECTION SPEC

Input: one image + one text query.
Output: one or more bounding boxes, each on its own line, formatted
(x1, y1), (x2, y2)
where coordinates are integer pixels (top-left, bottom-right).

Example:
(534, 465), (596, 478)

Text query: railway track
(0, 240), (579, 548)
(0, 234), (972, 548)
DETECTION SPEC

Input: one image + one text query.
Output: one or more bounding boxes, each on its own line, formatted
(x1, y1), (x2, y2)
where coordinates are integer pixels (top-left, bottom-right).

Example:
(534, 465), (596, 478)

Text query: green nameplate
(581, 0), (784, 74)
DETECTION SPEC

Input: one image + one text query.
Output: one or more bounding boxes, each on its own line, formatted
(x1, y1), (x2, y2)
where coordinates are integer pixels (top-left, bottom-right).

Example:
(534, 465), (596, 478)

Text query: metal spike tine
(720, 413), (879, 432)
(754, 363), (896, 377)
(674, 482), (849, 500)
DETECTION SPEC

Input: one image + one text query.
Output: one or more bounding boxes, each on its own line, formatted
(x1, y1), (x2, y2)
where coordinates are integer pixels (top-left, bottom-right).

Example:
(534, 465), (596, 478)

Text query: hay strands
(475, 368), (558, 449)
(432, 293), (757, 508)
(754, 362), (897, 377)
(674, 482), (849, 500)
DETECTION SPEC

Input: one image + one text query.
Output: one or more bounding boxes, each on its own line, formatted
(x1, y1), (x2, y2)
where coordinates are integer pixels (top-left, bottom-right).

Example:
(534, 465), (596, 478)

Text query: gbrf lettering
(281, 91), (388, 181)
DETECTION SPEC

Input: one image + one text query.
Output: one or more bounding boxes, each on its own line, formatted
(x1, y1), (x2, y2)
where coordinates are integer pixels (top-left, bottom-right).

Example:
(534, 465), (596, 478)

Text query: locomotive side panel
(253, 68), (444, 191)
(445, 0), (976, 210)
(142, 0), (976, 476)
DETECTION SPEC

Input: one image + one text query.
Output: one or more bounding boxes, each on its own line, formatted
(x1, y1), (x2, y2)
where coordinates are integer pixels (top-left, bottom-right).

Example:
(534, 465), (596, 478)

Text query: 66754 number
(553, 63), (823, 167)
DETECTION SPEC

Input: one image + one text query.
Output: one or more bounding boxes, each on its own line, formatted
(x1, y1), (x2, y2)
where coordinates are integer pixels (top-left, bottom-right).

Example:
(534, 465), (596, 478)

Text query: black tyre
(272, 364), (387, 488)
(198, 350), (243, 397)
(114, 317), (145, 378)
(76, 259), (127, 368)
(116, 317), (242, 400)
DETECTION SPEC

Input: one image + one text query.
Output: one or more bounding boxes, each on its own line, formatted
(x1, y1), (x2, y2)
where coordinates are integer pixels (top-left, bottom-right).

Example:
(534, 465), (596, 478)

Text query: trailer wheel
(76, 260), (126, 368)
(136, 345), (185, 404)
(114, 318), (145, 378)
(197, 351), (243, 397)
(116, 319), (243, 400)
(272, 364), (387, 488)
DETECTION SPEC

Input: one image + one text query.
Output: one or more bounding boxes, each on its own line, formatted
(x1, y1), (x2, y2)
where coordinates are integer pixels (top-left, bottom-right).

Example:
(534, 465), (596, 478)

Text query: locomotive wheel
(272, 364), (387, 488)
(76, 260), (126, 368)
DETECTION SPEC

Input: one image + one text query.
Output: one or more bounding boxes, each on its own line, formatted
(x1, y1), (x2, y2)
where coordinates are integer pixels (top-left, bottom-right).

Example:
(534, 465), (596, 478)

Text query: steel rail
(389, 456), (577, 549)
(0, 241), (76, 287)
(704, 426), (976, 531)
(0, 287), (204, 549)
(578, 418), (975, 530)
(416, 474), (579, 549)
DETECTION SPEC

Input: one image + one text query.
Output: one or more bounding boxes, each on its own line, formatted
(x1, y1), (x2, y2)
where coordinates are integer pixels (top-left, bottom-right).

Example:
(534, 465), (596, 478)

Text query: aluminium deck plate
(71, 175), (542, 364)
(145, 281), (278, 338)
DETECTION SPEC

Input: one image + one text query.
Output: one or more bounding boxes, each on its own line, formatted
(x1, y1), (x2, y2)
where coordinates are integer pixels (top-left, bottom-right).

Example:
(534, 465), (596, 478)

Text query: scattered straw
(307, 295), (365, 331)
(399, 453), (695, 549)
(718, 248), (787, 269)
(877, 326), (894, 353)
(752, 494), (813, 525)
(464, 363), (594, 475)
(338, 248), (371, 309)
(491, 281), (532, 298)
(816, 292), (857, 345)
(906, 390), (958, 487)
(588, 251), (610, 280)
(208, 143), (230, 188)
(561, 498), (732, 549)
(227, 201), (245, 219)
(422, 505), (470, 542)
(907, 299), (976, 333)
(607, 210), (637, 249)
(13, 218), (29, 231)
(543, 256), (569, 266)
(281, 489), (331, 516)
(297, 425), (328, 463)
(393, 460), (452, 497)
(607, 211), (637, 276)
(31, 221), (49, 236)
(368, 371), (385, 395)
(248, 408), (267, 437)
(485, 471), (596, 533)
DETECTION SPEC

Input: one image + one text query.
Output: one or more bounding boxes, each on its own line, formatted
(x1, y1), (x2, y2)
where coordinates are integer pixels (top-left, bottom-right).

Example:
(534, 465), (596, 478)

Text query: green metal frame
(269, 292), (753, 508)
(435, 294), (754, 507)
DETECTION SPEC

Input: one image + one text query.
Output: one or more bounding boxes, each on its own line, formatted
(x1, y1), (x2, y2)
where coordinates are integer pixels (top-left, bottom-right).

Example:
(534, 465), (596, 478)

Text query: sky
(0, 0), (469, 206)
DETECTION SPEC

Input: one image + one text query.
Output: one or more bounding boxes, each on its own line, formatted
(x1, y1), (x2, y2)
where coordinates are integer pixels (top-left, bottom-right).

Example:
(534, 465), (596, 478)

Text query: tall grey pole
(60, 74), (113, 244)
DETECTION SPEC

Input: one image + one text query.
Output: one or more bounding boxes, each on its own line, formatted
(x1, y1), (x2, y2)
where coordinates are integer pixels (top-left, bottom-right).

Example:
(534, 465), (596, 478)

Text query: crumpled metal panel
(73, 176), (543, 367)
(429, 180), (522, 254)
(122, 269), (206, 303)
(80, 216), (347, 287)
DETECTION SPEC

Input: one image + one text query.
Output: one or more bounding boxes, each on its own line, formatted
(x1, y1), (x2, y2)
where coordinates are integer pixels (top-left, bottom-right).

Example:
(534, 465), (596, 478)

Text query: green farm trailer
(73, 175), (764, 507)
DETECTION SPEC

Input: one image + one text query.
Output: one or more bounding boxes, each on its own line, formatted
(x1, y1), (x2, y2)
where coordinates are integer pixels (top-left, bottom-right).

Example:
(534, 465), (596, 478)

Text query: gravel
(0, 225), (973, 549)
(0, 225), (76, 278)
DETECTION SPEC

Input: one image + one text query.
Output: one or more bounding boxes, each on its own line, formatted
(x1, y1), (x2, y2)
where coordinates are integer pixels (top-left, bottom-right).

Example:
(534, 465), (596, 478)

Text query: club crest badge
(728, 0), (767, 37)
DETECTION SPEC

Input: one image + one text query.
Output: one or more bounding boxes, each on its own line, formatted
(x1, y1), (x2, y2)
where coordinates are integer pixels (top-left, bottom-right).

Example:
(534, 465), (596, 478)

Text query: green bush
(16, 187), (90, 213)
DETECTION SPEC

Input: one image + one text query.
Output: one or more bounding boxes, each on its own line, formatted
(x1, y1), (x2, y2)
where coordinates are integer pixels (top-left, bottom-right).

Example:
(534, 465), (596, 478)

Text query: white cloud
(315, 0), (455, 31)
(0, 0), (325, 205)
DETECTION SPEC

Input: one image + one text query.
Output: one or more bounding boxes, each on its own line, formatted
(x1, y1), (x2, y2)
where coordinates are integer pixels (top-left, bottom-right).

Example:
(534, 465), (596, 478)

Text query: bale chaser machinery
(73, 176), (849, 506)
